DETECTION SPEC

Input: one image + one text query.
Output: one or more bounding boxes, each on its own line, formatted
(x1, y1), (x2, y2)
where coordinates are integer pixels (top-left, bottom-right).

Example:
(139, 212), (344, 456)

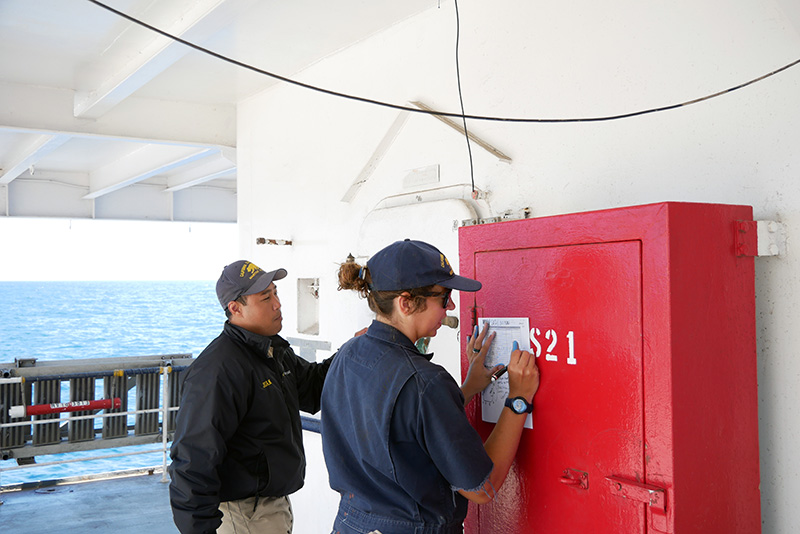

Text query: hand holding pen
(489, 339), (518, 382)
(506, 339), (540, 402)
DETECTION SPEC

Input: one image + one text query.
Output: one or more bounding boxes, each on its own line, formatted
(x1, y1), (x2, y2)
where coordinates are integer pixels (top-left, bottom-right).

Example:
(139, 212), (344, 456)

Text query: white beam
(341, 111), (410, 203)
(84, 144), (215, 200)
(0, 133), (71, 184)
(164, 167), (236, 192)
(163, 150), (237, 192)
(0, 82), (236, 147)
(410, 101), (512, 163)
(75, 0), (256, 119)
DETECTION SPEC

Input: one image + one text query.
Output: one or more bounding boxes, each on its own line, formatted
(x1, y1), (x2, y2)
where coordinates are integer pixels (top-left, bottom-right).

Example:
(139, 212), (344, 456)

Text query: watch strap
(504, 396), (533, 414)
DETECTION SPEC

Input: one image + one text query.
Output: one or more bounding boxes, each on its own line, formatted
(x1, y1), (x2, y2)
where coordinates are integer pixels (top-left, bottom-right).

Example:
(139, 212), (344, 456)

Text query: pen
(490, 366), (508, 382)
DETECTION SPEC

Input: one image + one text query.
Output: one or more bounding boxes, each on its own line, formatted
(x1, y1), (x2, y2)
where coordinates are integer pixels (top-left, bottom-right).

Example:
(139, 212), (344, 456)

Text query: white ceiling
(0, 0), (436, 221)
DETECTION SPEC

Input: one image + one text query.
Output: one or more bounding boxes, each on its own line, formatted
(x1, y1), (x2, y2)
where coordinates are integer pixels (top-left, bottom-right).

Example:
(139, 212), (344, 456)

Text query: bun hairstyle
(337, 255), (371, 298)
(337, 254), (432, 316)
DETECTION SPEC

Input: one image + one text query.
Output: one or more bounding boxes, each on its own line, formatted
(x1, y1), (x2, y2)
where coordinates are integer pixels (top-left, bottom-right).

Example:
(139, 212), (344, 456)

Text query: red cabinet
(459, 202), (761, 534)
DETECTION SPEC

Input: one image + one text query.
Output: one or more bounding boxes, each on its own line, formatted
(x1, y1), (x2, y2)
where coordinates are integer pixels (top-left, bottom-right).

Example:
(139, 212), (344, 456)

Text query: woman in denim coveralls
(321, 240), (540, 534)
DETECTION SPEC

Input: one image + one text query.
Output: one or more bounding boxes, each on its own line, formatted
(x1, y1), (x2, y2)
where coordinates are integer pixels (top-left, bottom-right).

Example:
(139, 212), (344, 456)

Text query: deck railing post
(161, 365), (170, 483)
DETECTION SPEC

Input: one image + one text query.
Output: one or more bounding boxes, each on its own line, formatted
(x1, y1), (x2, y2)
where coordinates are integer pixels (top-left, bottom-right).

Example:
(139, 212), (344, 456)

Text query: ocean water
(0, 281), (224, 486)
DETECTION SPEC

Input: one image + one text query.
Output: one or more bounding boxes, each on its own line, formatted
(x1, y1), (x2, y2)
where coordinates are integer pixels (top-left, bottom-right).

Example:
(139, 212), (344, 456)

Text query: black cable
(453, 0), (476, 194)
(85, 0), (800, 124)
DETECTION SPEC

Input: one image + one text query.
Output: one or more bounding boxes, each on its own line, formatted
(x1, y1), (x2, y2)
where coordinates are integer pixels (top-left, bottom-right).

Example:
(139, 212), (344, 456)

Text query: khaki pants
(218, 495), (293, 534)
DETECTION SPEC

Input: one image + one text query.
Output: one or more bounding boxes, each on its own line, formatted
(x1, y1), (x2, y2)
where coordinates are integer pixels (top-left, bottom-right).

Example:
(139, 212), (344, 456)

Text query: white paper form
(479, 317), (533, 429)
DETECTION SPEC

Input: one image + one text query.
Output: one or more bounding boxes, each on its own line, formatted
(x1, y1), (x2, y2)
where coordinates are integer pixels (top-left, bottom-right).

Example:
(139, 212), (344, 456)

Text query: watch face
(512, 399), (526, 413)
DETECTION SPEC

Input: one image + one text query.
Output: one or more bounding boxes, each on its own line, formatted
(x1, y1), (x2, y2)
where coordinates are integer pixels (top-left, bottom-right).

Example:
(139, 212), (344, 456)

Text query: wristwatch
(505, 396), (533, 414)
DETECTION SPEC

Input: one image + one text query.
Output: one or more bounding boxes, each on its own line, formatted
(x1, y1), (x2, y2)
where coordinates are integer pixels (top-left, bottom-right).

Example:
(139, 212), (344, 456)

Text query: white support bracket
(735, 220), (787, 257)
(756, 220), (787, 256)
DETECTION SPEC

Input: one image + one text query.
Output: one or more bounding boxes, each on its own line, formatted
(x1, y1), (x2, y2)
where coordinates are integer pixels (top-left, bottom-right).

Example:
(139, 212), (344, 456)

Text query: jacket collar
(365, 320), (434, 362)
(223, 321), (289, 355)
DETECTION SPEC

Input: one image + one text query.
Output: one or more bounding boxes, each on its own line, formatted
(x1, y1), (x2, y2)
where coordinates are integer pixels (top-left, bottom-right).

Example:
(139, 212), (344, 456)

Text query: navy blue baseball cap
(216, 260), (287, 309)
(366, 239), (481, 292)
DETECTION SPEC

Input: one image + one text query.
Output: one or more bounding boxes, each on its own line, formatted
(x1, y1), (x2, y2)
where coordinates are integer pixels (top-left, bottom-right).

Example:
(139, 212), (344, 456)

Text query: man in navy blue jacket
(169, 260), (333, 534)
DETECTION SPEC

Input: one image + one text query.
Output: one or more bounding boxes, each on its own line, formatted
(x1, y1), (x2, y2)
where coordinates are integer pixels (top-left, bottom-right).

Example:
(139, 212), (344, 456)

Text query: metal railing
(0, 339), (329, 488)
(0, 354), (192, 486)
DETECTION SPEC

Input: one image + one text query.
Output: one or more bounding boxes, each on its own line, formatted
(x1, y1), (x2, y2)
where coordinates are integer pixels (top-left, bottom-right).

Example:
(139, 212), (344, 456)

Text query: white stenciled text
(530, 327), (577, 365)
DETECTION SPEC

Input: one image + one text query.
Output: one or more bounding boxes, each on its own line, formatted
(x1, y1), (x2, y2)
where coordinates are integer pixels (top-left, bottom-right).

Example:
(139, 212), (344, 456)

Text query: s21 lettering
(530, 327), (577, 365)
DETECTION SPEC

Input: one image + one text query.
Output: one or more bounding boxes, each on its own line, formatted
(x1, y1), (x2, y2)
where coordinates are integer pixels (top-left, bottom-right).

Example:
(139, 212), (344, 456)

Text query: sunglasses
(420, 289), (452, 309)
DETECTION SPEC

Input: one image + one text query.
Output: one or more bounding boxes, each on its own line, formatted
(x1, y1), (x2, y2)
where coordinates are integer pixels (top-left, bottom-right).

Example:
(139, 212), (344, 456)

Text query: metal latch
(606, 475), (666, 513)
(559, 468), (589, 490)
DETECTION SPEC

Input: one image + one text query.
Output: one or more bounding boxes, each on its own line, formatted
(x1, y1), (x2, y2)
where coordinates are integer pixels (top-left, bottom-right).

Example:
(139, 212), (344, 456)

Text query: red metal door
(468, 241), (646, 533)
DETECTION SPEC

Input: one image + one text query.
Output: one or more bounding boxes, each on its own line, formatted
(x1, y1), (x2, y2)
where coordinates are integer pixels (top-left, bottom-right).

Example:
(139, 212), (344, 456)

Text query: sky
(0, 217), (238, 281)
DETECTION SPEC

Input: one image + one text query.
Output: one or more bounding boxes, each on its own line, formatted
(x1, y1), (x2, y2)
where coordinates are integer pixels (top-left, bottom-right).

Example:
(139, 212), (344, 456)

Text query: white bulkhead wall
(238, 1), (800, 532)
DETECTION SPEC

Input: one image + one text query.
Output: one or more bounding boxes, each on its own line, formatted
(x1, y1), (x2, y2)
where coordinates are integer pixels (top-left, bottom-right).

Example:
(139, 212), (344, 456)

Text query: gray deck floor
(1, 469), (178, 533)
